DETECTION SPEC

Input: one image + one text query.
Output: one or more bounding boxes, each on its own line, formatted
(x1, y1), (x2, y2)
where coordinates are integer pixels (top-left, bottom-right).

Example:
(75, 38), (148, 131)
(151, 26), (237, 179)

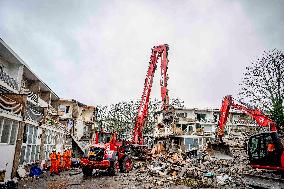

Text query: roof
(0, 38), (59, 101)
(58, 99), (94, 108)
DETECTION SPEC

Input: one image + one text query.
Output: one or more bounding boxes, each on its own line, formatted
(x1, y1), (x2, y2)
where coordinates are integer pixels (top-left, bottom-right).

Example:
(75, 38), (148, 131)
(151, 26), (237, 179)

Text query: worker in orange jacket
(56, 152), (62, 172)
(62, 149), (68, 171)
(49, 149), (58, 175)
(66, 147), (72, 170)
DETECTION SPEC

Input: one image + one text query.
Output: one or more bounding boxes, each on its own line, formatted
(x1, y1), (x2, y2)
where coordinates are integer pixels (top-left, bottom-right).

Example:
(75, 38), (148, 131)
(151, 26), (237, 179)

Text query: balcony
(24, 101), (43, 122)
(20, 86), (37, 103)
(0, 69), (19, 90)
(0, 94), (22, 116)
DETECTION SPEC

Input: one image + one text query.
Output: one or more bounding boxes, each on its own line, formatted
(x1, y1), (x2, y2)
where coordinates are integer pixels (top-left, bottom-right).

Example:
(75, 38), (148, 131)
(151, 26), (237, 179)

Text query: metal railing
(24, 101), (43, 122)
(0, 70), (19, 90)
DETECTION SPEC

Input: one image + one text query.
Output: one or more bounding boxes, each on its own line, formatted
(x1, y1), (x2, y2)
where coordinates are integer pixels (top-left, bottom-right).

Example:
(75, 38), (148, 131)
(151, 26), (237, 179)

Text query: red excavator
(80, 44), (170, 173)
(213, 95), (284, 171)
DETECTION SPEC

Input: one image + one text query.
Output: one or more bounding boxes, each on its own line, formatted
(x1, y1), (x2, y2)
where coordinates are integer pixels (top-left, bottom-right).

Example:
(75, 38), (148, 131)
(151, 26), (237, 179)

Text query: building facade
(154, 107), (261, 138)
(0, 39), (67, 180)
(57, 99), (96, 154)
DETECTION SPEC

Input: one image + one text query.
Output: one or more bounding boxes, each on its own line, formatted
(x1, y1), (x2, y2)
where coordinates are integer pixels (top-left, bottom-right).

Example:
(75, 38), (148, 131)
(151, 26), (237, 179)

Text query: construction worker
(56, 151), (62, 172)
(64, 147), (71, 170)
(49, 149), (58, 175)
(62, 149), (69, 171)
(67, 147), (72, 169)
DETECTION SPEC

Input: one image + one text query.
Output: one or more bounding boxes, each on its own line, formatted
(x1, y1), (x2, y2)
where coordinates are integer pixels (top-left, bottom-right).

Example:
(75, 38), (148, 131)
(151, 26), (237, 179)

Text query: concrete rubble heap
(128, 133), (262, 188)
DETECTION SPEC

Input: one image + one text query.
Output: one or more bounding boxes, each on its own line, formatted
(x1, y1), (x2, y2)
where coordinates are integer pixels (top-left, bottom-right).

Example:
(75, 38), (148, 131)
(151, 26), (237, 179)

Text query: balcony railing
(21, 86), (37, 102)
(25, 101), (43, 122)
(0, 70), (19, 90)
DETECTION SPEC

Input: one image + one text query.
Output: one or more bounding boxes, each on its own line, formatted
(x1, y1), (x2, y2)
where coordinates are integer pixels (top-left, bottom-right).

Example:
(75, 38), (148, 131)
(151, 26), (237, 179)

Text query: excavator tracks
(242, 173), (284, 189)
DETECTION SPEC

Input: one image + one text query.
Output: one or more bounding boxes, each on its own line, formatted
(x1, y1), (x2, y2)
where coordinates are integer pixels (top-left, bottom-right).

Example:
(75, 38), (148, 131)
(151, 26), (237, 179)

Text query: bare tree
(238, 49), (284, 130)
(95, 98), (184, 135)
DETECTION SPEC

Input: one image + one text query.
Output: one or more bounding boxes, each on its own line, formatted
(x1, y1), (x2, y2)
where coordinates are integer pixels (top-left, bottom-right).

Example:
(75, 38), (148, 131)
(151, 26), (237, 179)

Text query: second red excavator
(212, 95), (284, 172)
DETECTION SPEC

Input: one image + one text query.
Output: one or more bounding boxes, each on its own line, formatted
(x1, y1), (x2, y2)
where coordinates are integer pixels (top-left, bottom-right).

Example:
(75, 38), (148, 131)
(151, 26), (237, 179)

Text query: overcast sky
(0, 0), (284, 108)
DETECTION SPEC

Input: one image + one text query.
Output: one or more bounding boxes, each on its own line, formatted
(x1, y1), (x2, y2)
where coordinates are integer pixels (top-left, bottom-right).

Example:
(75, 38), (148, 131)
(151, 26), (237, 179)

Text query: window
(213, 114), (218, 122)
(44, 129), (63, 160)
(176, 112), (187, 118)
(9, 121), (18, 145)
(184, 138), (199, 150)
(33, 127), (38, 144)
(182, 124), (187, 131)
(31, 145), (36, 162)
(58, 105), (66, 114)
(20, 124), (41, 164)
(196, 113), (206, 122)
(23, 125), (27, 143)
(188, 125), (193, 132)
(20, 146), (26, 165)
(27, 125), (33, 144)
(1, 119), (12, 143)
(66, 106), (70, 113)
(196, 123), (201, 129)
(36, 145), (40, 161)
(26, 145), (31, 163)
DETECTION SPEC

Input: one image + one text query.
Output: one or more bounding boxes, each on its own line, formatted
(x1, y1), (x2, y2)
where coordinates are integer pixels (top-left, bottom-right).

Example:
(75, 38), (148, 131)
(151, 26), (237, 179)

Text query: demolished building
(153, 107), (266, 153)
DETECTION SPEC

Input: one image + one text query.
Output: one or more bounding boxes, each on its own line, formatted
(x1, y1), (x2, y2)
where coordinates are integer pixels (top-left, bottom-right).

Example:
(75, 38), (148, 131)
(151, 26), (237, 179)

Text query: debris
(216, 174), (231, 186)
(17, 165), (27, 178)
(204, 172), (214, 178)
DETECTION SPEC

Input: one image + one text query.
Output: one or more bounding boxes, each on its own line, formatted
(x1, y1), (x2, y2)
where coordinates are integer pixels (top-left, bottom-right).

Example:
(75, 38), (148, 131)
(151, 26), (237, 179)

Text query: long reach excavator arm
(132, 44), (169, 145)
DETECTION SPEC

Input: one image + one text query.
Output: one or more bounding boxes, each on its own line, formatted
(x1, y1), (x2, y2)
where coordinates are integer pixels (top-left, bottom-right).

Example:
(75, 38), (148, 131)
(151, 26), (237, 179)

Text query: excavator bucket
(206, 142), (232, 158)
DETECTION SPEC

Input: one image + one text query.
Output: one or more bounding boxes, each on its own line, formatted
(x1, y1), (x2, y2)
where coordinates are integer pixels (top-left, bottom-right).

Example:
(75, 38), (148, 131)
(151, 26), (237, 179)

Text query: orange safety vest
(57, 153), (61, 161)
(68, 149), (72, 158)
(50, 152), (57, 161)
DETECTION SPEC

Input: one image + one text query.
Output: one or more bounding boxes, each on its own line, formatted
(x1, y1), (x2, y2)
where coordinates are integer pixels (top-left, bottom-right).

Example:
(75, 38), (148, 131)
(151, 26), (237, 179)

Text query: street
(17, 168), (186, 189)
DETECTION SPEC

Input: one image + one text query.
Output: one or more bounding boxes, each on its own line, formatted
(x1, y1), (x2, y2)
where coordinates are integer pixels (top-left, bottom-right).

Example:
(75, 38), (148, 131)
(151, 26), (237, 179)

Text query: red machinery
(133, 44), (170, 145)
(215, 95), (284, 171)
(217, 95), (277, 141)
(80, 45), (170, 174)
(80, 132), (132, 176)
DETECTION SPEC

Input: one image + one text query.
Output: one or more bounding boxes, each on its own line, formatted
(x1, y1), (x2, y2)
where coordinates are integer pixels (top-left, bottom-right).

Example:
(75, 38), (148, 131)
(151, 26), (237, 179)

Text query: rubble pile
(139, 134), (257, 188)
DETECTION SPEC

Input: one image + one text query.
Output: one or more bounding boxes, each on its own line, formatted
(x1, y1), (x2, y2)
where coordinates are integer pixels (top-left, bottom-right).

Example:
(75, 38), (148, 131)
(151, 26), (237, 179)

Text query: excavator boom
(217, 95), (277, 140)
(132, 44), (169, 145)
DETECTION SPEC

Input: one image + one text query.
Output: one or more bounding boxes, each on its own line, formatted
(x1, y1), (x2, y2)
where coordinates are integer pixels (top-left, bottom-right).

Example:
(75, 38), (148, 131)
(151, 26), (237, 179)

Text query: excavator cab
(248, 132), (283, 169)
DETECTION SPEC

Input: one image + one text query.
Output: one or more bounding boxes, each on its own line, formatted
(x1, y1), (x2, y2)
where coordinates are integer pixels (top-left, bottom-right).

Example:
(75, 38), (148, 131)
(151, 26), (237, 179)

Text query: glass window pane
(1, 119), (12, 143)
(31, 145), (36, 162)
(33, 127), (38, 144)
(26, 145), (31, 163)
(23, 125), (27, 143)
(36, 145), (40, 160)
(27, 126), (33, 144)
(9, 121), (18, 145)
(20, 146), (26, 165)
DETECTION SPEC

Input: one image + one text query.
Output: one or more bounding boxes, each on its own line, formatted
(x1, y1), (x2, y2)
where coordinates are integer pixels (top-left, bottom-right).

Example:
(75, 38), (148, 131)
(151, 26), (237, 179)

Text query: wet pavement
(17, 168), (186, 189)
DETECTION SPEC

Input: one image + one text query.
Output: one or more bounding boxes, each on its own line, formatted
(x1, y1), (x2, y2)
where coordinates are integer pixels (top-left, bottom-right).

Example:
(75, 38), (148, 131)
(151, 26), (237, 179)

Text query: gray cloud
(0, 0), (283, 108)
